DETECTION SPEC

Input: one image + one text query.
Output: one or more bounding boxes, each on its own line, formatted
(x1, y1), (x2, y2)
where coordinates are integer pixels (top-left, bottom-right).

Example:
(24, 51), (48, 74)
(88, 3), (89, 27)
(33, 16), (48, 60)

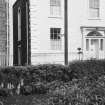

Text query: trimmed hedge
(0, 64), (70, 96)
(0, 60), (105, 96)
(69, 60), (105, 80)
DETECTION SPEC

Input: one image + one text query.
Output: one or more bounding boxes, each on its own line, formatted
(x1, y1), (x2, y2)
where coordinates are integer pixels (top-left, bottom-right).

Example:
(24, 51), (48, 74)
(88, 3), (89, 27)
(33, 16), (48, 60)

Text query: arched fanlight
(87, 31), (102, 36)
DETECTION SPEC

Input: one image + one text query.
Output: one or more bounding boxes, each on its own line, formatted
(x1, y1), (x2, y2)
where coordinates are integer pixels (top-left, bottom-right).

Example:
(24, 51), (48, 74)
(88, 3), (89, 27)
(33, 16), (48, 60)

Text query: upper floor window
(89, 0), (100, 18)
(50, 0), (61, 17)
(50, 28), (62, 50)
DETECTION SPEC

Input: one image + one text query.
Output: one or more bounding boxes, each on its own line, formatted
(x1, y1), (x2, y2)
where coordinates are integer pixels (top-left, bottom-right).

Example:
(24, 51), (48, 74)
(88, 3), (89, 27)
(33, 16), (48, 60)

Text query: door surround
(86, 31), (104, 59)
(80, 26), (105, 60)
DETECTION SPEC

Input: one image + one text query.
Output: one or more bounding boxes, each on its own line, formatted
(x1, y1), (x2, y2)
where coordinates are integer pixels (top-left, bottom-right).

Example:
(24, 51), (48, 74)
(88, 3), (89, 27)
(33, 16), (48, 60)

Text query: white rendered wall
(68, 0), (105, 61)
(30, 0), (65, 64)
(30, 0), (105, 65)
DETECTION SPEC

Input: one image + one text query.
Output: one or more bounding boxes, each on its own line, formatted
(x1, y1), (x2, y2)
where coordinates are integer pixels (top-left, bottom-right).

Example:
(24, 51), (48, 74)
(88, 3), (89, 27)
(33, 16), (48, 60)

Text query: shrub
(0, 88), (10, 97)
(30, 64), (69, 82)
(20, 85), (32, 95)
(0, 64), (68, 96)
(69, 60), (105, 80)
(0, 60), (105, 97)
(32, 82), (48, 94)
(48, 76), (105, 105)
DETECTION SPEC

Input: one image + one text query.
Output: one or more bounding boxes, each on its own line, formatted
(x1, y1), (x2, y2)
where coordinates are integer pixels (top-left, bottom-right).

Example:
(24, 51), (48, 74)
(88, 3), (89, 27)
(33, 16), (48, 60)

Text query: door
(90, 39), (99, 59)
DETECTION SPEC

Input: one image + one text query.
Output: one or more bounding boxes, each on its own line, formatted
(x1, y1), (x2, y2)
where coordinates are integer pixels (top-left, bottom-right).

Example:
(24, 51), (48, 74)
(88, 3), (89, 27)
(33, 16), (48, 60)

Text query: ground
(0, 95), (48, 105)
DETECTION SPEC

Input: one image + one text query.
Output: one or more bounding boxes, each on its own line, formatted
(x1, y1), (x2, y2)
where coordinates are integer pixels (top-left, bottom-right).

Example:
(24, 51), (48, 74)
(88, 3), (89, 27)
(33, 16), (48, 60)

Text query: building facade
(0, 0), (9, 66)
(13, 0), (105, 65)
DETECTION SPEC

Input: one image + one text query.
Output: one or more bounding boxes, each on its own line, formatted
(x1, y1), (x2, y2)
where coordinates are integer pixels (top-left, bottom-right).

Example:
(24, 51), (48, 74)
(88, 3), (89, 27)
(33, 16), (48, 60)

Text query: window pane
(18, 8), (21, 41)
(57, 28), (60, 33)
(54, 33), (57, 39)
(50, 0), (60, 6)
(50, 6), (53, 15)
(89, 9), (99, 18)
(94, 0), (99, 8)
(56, 0), (61, 6)
(50, 34), (53, 39)
(50, 28), (53, 33)
(89, 0), (99, 8)
(89, 0), (99, 18)
(50, 0), (61, 16)
(54, 28), (57, 33)
(86, 39), (89, 51)
(100, 39), (103, 50)
(89, 0), (94, 8)
(91, 39), (94, 45)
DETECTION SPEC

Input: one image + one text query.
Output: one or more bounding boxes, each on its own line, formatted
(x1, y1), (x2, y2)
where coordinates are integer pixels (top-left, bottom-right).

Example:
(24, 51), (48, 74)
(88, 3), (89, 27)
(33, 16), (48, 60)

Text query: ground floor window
(50, 28), (62, 50)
